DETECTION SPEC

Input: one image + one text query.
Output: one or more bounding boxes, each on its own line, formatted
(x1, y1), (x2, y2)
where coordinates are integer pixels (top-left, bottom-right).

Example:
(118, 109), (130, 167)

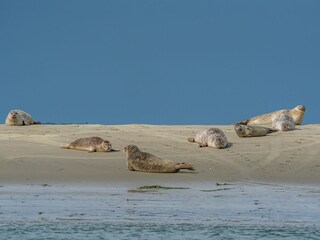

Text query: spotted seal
(124, 145), (195, 173)
(238, 105), (306, 125)
(271, 114), (295, 131)
(187, 128), (228, 149)
(5, 109), (41, 126)
(234, 123), (277, 137)
(60, 137), (119, 152)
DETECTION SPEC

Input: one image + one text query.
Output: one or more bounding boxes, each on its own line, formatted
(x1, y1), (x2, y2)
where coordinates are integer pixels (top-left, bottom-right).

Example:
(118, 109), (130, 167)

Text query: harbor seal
(272, 114), (295, 131)
(234, 124), (277, 137)
(5, 109), (41, 126)
(187, 128), (228, 149)
(124, 145), (195, 173)
(60, 137), (119, 153)
(238, 105), (306, 125)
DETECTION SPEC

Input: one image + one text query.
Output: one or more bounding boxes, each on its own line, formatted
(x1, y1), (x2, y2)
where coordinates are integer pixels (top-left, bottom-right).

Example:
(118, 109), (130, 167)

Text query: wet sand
(1, 182), (320, 239)
(0, 124), (319, 185)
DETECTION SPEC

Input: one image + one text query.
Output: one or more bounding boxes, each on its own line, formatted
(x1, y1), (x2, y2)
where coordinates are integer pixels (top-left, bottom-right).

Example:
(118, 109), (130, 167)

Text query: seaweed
(216, 182), (232, 186)
(137, 185), (189, 190)
(200, 188), (232, 192)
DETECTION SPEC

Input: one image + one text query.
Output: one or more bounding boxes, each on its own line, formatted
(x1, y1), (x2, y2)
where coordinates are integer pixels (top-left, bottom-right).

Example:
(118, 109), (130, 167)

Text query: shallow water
(0, 183), (319, 239)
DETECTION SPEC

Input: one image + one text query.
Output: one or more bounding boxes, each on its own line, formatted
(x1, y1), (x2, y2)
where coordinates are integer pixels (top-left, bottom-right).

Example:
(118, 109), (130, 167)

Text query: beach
(1, 124), (320, 239)
(0, 123), (319, 186)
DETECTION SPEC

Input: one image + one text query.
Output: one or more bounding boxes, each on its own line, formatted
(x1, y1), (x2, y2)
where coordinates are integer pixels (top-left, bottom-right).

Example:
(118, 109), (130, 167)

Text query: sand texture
(0, 124), (319, 185)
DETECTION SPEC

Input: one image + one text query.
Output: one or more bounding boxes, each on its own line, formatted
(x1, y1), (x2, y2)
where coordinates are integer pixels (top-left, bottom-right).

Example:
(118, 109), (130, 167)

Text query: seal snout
(103, 140), (112, 151)
(296, 105), (306, 112)
(234, 123), (242, 130)
(283, 124), (289, 131)
(214, 138), (227, 149)
(10, 112), (18, 119)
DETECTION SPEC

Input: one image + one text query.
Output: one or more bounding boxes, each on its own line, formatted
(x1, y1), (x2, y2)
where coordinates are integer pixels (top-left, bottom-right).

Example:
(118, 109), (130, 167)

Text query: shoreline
(0, 124), (319, 186)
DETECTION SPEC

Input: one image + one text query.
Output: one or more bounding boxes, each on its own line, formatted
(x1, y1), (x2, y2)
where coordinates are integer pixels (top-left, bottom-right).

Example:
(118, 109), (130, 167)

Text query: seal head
(290, 105), (306, 125)
(7, 111), (20, 123)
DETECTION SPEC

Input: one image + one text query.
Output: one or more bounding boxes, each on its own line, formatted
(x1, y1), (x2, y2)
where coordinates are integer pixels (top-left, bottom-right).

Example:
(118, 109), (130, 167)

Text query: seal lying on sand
(124, 145), (195, 173)
(272, 114), (295, 131)
(60, 137), (119, 153)
(187, 128), (228, 149)
(238, 105), (306, 125)
(5, 109), (41, 126)
(234, 123), (277, 137)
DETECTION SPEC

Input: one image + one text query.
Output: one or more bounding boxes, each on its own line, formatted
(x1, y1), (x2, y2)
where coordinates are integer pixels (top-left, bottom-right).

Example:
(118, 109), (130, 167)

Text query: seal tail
(110, 149), (120, 152)
(60, 144), (70, 149)
(175, 162), (195, 171)
(187, 137), (195, 142)
(268, 128), (278, 134)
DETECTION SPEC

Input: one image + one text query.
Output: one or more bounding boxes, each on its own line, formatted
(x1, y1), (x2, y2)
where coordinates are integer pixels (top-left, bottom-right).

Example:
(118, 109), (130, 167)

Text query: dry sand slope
(0, 124), (319, 185)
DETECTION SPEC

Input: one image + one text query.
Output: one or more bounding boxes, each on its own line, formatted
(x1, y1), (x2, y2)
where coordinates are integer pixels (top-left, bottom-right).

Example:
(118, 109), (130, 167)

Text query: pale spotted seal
(234, 124), (277, 137)
(187, 128), (228, 149)
(124, 145), (195, 173)
(60, 137), (119, 152)
(5, 109), (41, 126)
(238, 105), (306, 125)
(272, 114), (295, 131)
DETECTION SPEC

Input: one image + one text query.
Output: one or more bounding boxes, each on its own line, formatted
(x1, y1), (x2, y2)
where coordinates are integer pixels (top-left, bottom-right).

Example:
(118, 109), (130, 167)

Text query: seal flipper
(88, 146), (97, 153)
(60, 144), (70, 149)
(236, 119), (249, 125)
(267, 128), (278, 134)
(175, 162), (195, 171)
(198, 143), (207, 147)
(110, 149), (120, 152)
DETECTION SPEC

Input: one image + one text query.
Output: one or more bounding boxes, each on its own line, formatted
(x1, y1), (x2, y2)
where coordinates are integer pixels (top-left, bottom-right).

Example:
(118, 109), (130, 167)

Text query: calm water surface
(0, 183), (319, 239)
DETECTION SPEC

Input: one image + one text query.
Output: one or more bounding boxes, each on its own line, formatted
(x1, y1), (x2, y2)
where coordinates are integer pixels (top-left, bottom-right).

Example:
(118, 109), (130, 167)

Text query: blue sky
(0, 0), (319, 124)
